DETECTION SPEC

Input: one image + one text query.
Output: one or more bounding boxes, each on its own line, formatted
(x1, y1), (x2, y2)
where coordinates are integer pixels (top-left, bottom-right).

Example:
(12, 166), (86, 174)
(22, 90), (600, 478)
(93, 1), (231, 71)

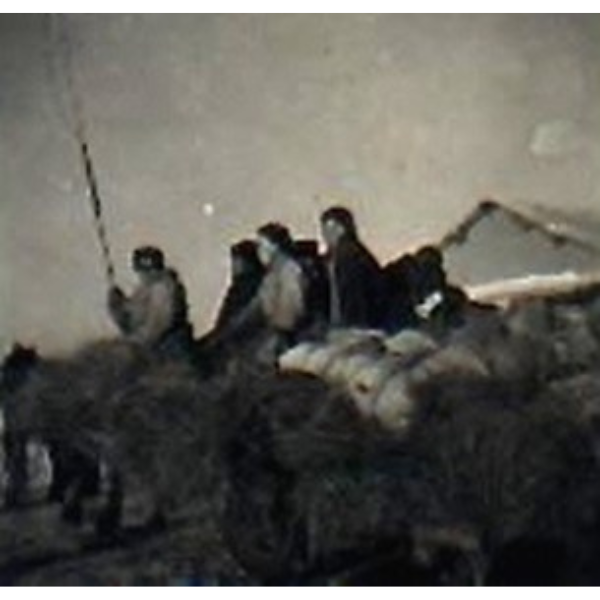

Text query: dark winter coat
(215, 271), (264, 331)
(326, 236), (385, 330)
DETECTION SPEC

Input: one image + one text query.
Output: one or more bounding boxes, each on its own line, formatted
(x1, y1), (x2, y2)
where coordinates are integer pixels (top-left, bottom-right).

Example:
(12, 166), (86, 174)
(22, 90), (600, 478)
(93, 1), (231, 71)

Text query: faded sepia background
(2, 14), (600, 353)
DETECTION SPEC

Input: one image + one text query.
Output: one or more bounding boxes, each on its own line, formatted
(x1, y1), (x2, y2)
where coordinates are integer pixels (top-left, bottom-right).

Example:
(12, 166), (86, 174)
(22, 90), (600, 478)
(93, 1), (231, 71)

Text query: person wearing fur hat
(108, 245), (193, 359)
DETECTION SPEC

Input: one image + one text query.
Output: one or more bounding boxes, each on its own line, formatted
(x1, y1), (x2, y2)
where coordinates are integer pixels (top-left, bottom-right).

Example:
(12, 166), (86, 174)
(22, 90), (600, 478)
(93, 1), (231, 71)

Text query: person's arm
(214, 277), (261, 331)
(281, 261), (308, 329)
(214, 286), (239, 330)
(208, 293), (266, 350)
(107, 286), (132, 333)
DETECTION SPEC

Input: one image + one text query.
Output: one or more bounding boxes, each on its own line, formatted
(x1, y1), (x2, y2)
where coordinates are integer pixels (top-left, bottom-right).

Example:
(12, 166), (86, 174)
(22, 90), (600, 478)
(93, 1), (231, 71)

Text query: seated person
(320, 206), (385, 330)
(214, 223), (309, 363)
(108, 246), (194, 359)
(214, 240), (265, 330)
(410, 245), (468, 339)
(381, 253), (420, 333)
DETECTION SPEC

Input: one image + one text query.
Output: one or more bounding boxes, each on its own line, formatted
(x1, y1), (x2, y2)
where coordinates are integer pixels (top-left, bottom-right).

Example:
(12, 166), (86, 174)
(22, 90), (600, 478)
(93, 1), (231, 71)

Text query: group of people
(0, 205), (472, 514)
(107, 205), (471, 365)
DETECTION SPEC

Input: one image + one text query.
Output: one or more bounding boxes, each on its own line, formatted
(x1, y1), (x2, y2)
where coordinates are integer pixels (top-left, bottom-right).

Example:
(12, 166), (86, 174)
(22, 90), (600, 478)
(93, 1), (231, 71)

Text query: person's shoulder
(335, 237), (363, 259)
(152, 268), (182, 293)
(350, 238), (381, 270)
(282, 255), (304, 278)
(273, 256), (305, 290)
(162, 267), (186, 285)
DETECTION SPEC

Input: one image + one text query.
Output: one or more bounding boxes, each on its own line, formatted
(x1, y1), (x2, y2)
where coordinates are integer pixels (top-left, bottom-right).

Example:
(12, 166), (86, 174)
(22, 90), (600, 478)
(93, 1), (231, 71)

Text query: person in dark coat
(1, 344), (39, 507)
(214, 240), (265, 330)
(292, 239), (330, 336)
(381, 254), (420, 333)
(410, 245), (468, 339)
(1, 344), (101, 514)
(320, 206), (384, 330)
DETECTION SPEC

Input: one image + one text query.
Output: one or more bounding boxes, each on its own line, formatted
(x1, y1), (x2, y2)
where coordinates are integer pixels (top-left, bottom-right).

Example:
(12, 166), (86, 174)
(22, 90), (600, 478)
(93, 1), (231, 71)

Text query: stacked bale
(279, 313), (548, 432)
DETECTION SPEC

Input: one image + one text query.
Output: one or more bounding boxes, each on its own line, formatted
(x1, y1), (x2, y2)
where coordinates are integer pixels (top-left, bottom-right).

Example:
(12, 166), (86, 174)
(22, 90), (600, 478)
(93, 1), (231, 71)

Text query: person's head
(413, 245), (446, 296)
(293, 239), (319, 263)
(320, 206), (358, 250)
(3, 343), (38, 368)
(415, 246), (443, 271)
(132, 246), (165, 281)
(230, 240), (263, 279)
(256, 222), (294, 267)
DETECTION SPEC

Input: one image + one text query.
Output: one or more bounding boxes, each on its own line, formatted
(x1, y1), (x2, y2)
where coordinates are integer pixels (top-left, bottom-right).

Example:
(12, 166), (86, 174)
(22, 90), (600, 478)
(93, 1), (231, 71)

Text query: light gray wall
(2, 14), (600, 353)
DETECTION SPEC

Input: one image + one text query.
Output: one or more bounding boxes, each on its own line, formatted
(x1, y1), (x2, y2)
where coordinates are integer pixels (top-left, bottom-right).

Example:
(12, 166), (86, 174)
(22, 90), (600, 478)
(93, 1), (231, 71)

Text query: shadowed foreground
(3, 294), (600, 584)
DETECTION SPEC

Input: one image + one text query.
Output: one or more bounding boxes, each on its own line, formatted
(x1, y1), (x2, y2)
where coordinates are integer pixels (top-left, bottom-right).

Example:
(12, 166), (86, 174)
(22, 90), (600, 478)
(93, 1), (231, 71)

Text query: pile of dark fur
(5, 310), (600, 584)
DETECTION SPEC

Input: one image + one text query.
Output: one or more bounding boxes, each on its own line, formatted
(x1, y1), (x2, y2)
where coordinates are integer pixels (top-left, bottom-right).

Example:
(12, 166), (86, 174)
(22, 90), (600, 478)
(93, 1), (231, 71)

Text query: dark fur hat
(231, 239), (259, 261)
(256, 222), (295, 254)
(132, 246), (165, 271)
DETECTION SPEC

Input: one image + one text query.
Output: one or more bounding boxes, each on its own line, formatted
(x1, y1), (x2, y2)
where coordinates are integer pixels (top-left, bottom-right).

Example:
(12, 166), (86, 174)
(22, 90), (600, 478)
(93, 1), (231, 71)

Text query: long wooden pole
(51, 15), (116, 288)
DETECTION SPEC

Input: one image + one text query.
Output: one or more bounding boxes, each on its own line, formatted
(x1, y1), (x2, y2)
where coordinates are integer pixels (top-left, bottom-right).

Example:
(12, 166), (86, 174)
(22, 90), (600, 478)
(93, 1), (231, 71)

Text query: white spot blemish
(530, 120), (583, 158)
(202, 203), (215, 217)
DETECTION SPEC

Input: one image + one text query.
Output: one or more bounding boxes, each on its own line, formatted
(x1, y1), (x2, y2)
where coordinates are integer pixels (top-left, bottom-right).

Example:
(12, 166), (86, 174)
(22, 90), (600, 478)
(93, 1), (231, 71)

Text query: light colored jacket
(110, 269), (190, 349)
(258, 254), (307, 332)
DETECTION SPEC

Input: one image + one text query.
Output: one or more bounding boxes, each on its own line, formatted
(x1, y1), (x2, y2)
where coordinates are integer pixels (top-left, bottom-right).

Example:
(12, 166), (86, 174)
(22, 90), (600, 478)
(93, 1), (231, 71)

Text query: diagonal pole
(50, 14), (116, 288)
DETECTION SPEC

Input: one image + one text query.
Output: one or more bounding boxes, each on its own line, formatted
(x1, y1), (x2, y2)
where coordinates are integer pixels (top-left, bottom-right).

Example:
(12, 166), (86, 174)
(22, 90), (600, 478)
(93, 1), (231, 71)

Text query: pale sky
(2, 14), (600, 353)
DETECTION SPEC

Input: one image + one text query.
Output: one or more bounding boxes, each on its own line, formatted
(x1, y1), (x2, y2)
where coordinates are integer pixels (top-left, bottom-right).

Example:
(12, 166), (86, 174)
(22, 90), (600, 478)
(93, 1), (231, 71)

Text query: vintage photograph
(1, 13), (600, 585)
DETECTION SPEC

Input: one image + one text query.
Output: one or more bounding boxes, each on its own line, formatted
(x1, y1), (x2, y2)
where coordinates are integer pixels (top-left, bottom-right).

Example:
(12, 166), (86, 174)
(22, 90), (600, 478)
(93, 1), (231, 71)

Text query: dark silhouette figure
(1, 344), (101, 520)
(411, 245), (469, 338)
(292, 239), (330, 336)
(214, 240), (265, 330)
(1, 344), (39, 508)
(320, 206), (385, 330)
(382, 253), (420, 333)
